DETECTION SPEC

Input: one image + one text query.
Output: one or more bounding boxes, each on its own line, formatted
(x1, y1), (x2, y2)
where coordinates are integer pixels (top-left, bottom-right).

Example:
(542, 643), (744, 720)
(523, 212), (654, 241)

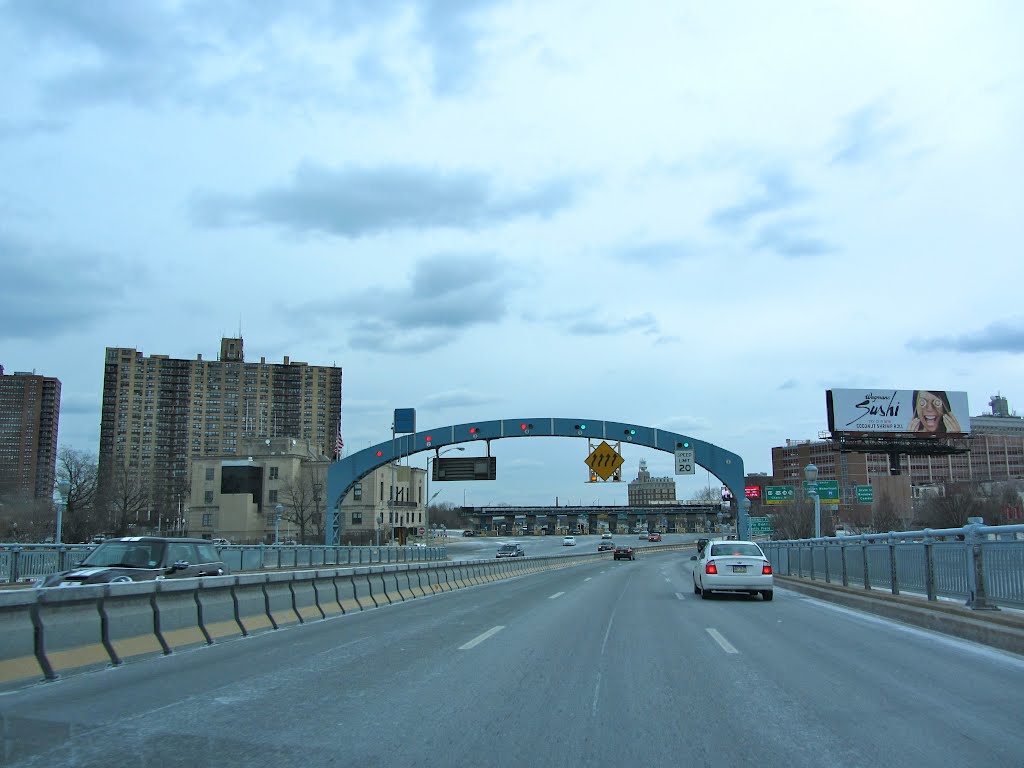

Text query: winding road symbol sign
(586, 441), (624, 481)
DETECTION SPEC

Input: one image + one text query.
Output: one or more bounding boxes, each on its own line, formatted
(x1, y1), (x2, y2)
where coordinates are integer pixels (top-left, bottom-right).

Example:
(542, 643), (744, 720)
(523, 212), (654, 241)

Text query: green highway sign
(765, 486), (795, 505)
(855, 484), (874, 504)
(748, 516), (774, 535)
(802, 479), (840, 503)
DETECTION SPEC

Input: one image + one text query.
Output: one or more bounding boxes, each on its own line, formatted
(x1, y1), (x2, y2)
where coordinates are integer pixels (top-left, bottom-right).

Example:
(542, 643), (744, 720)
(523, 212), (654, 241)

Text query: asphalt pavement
(2, 547), (1023, 767)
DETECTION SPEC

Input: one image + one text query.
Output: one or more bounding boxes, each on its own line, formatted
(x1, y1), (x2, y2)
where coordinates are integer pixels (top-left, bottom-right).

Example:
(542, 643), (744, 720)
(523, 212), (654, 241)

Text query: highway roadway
(3, 547), (1023, 767)
(443, 531), (696, 560)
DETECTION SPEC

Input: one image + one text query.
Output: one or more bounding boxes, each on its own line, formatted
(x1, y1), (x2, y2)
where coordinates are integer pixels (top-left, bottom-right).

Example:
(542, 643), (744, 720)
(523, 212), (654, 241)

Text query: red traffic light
(520, 423), (533, 430)
(469, 427), (480, 434)
(376, 450), (383, 457)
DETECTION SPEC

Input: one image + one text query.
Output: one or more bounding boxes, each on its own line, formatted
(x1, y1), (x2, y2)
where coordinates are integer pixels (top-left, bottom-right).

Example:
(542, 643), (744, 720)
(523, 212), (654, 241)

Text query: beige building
(627, 458), (676, 506)
(99, 337), (342, 520)
(186, 437), (331, 544)
(336, 463), (427, 546)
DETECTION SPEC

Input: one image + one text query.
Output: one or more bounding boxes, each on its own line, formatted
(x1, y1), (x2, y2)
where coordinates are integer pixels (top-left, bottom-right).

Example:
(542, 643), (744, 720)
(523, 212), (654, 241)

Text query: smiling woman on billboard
(908, 390), (962, 433)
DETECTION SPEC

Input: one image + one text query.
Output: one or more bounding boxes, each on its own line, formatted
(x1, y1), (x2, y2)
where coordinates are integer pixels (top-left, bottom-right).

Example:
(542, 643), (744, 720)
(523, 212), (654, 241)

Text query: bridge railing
(760, 523), (1024, 610)
(0, 543), (448, 583)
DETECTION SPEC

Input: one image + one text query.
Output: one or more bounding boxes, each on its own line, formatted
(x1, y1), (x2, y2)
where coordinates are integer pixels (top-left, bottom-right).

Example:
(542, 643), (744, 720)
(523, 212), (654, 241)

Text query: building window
(204, 491), (214, 503)
(202, 513), (213, 526)
(352, 511), (362, 524)
(353, 483), (362, 500)
(269, 466), (279, 480)
(205, 467), (215, 481)
(269, 490), (278, 503)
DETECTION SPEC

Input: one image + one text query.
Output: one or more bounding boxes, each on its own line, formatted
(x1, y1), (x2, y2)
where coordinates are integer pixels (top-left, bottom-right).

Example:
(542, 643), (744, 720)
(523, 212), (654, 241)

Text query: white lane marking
(706, 627), (739, 654)
(584, 577), (592, 582)
(591, 670), (602, 716)
(664, 578), (672, 584)
(459, 625), (505, 650)
(549, 591), (565, 599)
(675, 592), (685, 600)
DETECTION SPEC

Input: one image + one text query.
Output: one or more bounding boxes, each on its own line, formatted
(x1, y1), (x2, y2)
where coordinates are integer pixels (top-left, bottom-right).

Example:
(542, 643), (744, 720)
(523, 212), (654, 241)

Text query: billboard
(827, 389), (970, 436)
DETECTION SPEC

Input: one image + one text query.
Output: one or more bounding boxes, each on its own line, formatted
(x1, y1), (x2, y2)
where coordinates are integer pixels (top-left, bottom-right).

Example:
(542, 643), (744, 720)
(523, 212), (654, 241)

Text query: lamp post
(426, 446), (465, 542)
(274, 503), (283, 545)
(804, 463), (821, 539)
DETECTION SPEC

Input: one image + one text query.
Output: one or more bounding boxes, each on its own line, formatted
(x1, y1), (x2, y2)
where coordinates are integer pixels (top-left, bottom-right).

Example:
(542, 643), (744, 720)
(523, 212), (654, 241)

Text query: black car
(462, 530), (477, 537)
(597, 541), (615, 552)
(38, 537), (229, 587)
(496, 544), (524, 558)
(613, 545), (636, 561)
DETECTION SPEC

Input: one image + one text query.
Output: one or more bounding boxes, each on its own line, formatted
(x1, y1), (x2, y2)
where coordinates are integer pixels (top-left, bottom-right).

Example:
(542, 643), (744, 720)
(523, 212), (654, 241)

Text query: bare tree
(0, 494), (54, 541)
(690, 487), (719, 504)
(770, 499), (816, 540)
(281, 465), (327, 545)
(56, 447), (98, 543)
(871, 490), (904, 533)
(105, 462), (150, 536)
(916, 483), (980, 529)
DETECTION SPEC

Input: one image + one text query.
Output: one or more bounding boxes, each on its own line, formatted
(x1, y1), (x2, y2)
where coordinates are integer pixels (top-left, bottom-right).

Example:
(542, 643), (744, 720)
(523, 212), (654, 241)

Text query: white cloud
(2, 0), (1023, 505)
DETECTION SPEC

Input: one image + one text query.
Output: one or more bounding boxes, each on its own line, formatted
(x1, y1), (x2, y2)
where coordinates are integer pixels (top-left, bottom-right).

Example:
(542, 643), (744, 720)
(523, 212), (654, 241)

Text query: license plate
(731, 565), (747, 573)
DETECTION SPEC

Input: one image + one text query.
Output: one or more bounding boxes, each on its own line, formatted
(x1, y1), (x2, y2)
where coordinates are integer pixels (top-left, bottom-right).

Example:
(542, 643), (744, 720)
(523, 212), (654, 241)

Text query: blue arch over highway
(325, 417), (750, 544)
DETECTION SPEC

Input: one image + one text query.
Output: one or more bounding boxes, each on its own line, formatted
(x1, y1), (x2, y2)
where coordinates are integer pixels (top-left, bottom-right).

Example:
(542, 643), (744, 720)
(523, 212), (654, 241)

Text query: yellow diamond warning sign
(586, 441), (624, 481)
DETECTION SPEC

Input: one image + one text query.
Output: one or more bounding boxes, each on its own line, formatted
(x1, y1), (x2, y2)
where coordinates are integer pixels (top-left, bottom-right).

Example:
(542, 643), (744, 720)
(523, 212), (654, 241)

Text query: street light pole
(804, 463), (820, 539)
(426, 446), (465, 542)
(274, 503), (283, 545)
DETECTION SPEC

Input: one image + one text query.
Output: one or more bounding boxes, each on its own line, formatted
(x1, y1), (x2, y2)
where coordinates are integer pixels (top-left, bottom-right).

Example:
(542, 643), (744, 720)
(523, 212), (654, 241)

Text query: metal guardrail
(0, 543), (448, 583)
(760, 523), (1024, 610)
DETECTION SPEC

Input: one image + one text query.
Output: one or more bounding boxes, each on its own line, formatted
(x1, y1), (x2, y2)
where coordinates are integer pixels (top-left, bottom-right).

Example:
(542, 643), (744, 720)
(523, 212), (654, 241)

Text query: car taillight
(705, 561), (718, 575)
(762, 562), (773, 575)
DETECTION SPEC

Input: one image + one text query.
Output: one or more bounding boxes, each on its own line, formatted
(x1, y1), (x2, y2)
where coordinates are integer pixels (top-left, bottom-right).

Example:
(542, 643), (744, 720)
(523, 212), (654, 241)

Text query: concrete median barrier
(35, 584), (110, 679)
(233, 573), (274, 636)
(352, 568), (376, 608)
(103, 581), (165, 664)
(335, 572), (361, 613)
(393, 567), (415, 601)
(152, 579), (206, 654)
(265, 572), (301, 629)
(0, 590), (45, 688)
(291, 573), (324, 623)
(409, 566), (428, 598)
(197, 575), (244, 643)
(376, 571), (395, 604)
(311, 570), (343, 617)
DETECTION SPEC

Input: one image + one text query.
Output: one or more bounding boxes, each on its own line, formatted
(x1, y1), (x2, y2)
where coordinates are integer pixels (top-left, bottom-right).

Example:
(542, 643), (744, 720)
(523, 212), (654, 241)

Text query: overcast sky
(3, 1), (1023, 506)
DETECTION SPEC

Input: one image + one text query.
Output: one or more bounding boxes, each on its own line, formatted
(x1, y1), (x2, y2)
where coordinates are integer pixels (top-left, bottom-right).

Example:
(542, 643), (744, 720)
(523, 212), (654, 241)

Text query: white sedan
(562, 536), (576, 546)
(692, 540), (774, 601)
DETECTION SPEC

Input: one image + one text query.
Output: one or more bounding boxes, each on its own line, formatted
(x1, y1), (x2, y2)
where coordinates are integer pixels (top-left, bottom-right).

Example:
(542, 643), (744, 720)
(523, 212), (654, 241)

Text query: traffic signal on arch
(624, 428), (636, 436)
(677, 441), (690, 449)
(520, 423), (533, 431)
(469, 427), (480, 435)
(574, 423), (587, 431)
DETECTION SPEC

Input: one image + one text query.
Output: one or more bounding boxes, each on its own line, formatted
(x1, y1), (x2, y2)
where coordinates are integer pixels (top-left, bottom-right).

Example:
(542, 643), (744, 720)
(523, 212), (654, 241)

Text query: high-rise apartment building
(0, 365), (61, 500)
(98, 338), (342, 518)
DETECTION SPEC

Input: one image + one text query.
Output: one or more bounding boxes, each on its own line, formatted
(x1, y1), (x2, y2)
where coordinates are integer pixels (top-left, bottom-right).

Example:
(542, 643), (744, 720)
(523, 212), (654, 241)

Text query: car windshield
(710, 543), (763, 557)
(81, 541), (164, 568)
(498, 545), (516, 552)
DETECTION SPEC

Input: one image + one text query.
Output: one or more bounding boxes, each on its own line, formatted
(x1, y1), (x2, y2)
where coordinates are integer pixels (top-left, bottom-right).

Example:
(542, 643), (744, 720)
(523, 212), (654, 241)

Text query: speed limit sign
(674, 449), (695, 475)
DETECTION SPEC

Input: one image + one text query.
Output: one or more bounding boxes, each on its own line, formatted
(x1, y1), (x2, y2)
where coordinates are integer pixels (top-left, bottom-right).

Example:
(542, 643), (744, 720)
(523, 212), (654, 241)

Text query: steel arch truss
(326, 417), (749, 544)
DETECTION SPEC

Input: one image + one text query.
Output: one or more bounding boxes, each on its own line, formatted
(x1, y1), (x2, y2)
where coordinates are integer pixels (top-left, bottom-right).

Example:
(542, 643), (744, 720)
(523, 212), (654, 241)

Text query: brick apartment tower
(0, 365), (62, 500)
(98, 338), (342, 520)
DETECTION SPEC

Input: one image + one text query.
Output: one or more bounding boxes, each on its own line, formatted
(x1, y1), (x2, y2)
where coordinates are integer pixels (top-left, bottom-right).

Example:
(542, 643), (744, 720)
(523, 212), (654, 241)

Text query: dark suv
(38, 537), (229, 587)
(496, 544), (524, 558)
